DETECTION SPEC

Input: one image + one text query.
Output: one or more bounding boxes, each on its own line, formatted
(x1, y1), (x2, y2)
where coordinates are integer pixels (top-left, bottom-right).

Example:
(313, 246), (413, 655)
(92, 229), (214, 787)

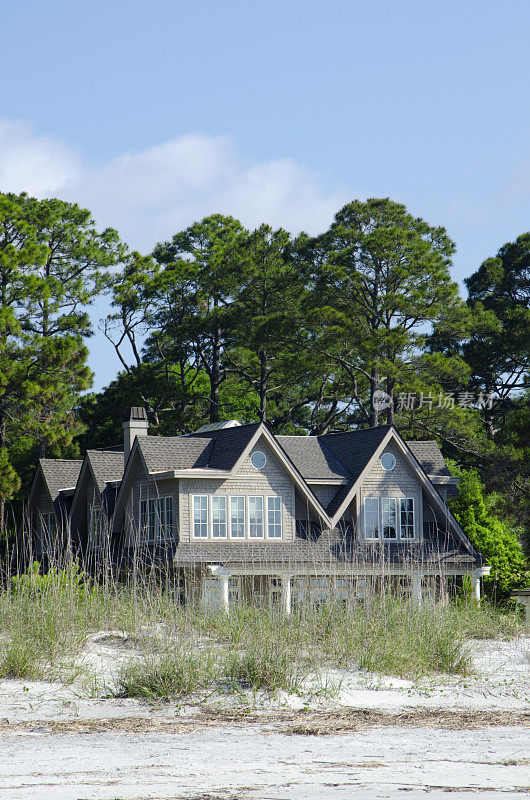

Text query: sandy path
(0, 723), (528, 800)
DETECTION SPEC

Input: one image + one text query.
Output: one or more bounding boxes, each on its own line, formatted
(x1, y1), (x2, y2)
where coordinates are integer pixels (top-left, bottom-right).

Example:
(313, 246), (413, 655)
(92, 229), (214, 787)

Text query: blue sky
(1, 0), (529, 389)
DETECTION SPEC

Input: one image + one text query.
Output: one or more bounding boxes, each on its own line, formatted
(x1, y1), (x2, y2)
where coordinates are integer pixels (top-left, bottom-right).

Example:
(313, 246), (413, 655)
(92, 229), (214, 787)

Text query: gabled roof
(405, 441), (452, 477)
(188, 423), (261, 470)
(319, 426), (392, 484)
(86, 450), (124, 494)
(38, 459), (83, 503)
(276, 436), (350, 481)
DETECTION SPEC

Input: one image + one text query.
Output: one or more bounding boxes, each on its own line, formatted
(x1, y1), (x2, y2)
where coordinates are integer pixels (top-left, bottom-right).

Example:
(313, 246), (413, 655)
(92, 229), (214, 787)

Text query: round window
(250, 450), (267, 469)
(380, 452), (396, 471)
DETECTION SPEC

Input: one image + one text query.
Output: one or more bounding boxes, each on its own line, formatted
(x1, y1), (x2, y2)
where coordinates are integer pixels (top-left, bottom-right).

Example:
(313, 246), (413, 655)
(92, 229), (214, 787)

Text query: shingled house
(26, 410), (490, 610)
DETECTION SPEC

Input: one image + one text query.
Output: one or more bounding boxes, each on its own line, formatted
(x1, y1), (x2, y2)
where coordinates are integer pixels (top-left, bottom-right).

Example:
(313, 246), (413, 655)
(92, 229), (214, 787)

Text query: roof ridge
(40, 457), (83, 463)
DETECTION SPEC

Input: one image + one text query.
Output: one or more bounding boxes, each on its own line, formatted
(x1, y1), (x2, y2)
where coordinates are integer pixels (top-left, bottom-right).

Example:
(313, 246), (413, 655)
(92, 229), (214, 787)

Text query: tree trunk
(369, 367), (379, 427)
(259, 349), (267, 423)
(0, 417), (6, 534)
(209, 326), (222, 423)
(386, 378), (395, 426)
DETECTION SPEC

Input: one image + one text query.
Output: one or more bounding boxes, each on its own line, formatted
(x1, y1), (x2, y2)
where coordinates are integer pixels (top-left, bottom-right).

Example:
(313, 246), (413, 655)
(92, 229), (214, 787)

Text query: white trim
(192, 494), (209, 539)
(248, 495), (265, 539)
(364, 497), (380, 541)
(211, 495), (228, 539)
(266, 495), (282, 539)
(382, 497), (398, 540)
(400, 497), (415, 540)
(229, 495), (246, 539)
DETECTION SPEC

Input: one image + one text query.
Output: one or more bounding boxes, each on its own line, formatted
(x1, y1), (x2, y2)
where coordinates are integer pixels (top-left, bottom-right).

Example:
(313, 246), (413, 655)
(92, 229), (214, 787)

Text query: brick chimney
(123, 407), (148, 464)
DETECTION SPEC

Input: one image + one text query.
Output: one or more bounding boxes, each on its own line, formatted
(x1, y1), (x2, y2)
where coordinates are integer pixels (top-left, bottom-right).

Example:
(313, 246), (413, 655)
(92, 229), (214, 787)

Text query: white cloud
(0, 118), (82, 196)
(0, 119), (347, 251)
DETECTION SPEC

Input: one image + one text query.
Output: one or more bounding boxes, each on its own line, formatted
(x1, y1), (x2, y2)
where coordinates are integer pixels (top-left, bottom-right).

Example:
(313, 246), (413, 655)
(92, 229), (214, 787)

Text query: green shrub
(449, 464), (529, 598)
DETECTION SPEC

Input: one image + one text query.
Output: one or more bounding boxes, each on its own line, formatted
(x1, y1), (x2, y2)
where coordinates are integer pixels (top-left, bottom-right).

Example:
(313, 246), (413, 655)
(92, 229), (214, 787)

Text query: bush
(449, 464), (529, 599)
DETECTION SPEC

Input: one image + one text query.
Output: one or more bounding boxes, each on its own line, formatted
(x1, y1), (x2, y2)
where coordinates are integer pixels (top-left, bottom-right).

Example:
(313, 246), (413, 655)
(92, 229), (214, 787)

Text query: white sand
(0, 634), (527, 799)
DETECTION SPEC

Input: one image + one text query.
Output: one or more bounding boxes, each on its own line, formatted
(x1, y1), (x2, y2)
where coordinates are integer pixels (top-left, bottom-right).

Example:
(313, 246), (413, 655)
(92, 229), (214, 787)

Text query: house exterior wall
(357, 442), (423, 541)
(36, 487), (54, 516)
(308, 484), (337, 509)
(179, 439), (295, 543)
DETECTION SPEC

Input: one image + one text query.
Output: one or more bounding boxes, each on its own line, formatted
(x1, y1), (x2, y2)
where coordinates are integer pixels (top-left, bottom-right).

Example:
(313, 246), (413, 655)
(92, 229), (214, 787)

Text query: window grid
(229, 496), (246, 538)
(193, 495), (208, 539)
(382, 498), (397, 540)
(194, 494), (283, 540)
(364, 496), (415, 541)
(267, 496), (282, 538)
(248, 496), (264, 538)
(139, 495), (173, 542)
(212, 495), (227, 538)
(400, 498), (414, 539)
(364, 498), (379, 540)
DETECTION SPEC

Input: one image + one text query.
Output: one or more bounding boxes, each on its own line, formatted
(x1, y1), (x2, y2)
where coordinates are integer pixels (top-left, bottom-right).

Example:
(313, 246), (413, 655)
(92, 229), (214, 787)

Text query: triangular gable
(70, 455), (100, 522)
(231, 424), (332, 527)
(112, 438), (150, 531)
(329, 426), (479, 559)
(27, 462), (54, 519)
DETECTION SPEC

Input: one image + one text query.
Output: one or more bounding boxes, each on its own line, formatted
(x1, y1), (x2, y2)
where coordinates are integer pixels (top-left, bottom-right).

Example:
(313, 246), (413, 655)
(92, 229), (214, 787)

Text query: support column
(471, 567), (491, 603)
(281, 574), (292, 616)
(411, 573), (422, 608)
(208, 565), (231, 614)
(219, 574), (230, 614)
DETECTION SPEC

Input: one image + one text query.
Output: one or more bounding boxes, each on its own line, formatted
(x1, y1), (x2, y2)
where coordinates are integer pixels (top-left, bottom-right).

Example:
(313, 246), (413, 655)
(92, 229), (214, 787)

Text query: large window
(193, 494), (283, 540)
(400, 498), (415, 539)
(364, 498), (379, 540)
(140, 496), (173, 542)
(230, 496), (245, 539)
(382, 498), (397, 540)
(212, 495), (227, 538)
(192, 495), (208, 539)
(248, 496), (264, 538)
(364, 496), (415, 540)
(267, 496), (282, 538)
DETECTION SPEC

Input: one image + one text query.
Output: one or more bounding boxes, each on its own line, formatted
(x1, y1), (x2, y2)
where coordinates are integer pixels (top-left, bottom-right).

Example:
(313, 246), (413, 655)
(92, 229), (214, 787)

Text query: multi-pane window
(140, 496), (173, 541)
(88, 504), (104, 548)
(192, 494), (283, 540)
(382, 498), (397, 539)
(230, 496), (245, 538)
(364, 496), (415, 540)
(267, 496), (282, 538)
(39, 512), (56, 557)
(364, 498), (379, 539)
(193, 495), (208, 538)
(212, 496), (227, 538)
(248, 496), (264, 538)
(400, 498), (414, 539)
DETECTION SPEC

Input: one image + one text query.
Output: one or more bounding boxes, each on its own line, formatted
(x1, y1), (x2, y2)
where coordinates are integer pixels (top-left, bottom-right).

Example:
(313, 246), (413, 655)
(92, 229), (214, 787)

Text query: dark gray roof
(137, 436), (214, 473)
(320, 426), (392, 484)
(189, 423), (260, 470)
(277, 436), (350, 480)
(39, 459), (83, 503)
(87, 450), (125, 494)
(405, 440), (452, 477)
(318, 426), (391, 515)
